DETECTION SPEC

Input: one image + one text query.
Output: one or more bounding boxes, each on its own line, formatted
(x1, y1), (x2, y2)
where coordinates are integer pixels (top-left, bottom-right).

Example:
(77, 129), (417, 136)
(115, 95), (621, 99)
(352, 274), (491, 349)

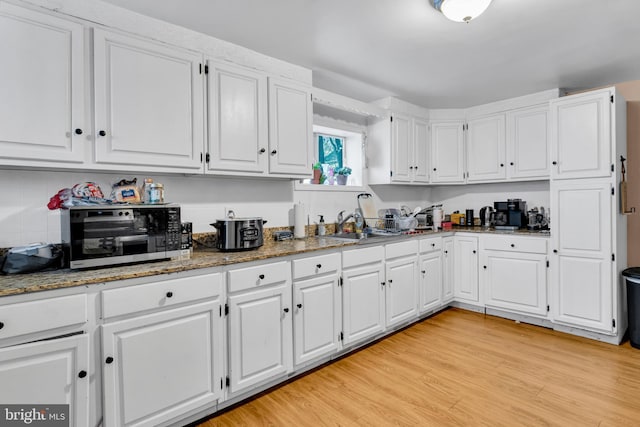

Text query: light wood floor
(196, 308), (640, 426)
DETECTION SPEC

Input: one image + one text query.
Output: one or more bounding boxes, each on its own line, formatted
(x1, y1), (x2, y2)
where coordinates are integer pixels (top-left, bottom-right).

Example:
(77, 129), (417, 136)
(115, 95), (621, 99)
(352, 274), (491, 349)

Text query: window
(318, 134), (344, 170)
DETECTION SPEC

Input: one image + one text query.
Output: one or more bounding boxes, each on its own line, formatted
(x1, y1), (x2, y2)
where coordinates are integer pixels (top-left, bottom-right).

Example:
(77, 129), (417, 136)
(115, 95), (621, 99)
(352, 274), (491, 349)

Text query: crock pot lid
(214, 217), (263, 222)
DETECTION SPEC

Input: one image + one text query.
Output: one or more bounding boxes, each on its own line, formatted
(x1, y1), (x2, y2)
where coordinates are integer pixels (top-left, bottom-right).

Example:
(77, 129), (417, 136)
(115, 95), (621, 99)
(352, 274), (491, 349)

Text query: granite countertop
(0, 227), (550, 298)
(0, 236), (358, 298)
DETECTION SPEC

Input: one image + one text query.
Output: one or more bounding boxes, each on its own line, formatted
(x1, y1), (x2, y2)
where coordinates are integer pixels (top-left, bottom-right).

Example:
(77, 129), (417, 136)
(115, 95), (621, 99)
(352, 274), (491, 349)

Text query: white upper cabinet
(93, 28), (204, 172)
(0, 3), (86, 166)
(206, 60), (268, 175)
(413, 118), (430, 182)
(466, 114), (506, 182)
(550, 89), (612, 179)
(390, 113), (412, 182)
(430, 120), (465, 183)
(506, 105), (550, 179)
(267, 78), (313, 177)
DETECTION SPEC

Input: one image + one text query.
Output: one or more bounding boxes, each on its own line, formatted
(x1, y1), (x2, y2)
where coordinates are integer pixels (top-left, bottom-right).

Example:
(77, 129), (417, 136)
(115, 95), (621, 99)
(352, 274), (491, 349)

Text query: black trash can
(623, 267), (640, 348)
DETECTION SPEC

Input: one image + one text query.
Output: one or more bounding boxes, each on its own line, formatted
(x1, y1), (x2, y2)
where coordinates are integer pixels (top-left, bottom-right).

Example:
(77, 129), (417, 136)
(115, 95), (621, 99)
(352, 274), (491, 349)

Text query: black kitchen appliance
(493, 199), (528, 229)
(211, 216), (266, 251)
(61, 204), (182, 269)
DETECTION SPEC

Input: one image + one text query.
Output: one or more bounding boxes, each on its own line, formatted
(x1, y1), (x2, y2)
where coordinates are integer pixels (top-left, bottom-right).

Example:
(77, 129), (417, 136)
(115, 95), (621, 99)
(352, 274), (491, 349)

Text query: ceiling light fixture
(432, 0), (493, 23)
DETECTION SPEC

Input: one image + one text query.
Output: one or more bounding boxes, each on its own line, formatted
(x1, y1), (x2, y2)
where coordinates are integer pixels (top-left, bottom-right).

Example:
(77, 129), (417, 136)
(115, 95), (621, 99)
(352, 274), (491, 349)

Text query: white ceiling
(100, 0), (640, 108)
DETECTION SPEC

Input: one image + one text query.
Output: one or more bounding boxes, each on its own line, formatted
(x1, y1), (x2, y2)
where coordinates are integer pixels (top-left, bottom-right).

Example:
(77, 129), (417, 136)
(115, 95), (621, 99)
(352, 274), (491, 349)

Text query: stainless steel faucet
(336, 210), (354, 234)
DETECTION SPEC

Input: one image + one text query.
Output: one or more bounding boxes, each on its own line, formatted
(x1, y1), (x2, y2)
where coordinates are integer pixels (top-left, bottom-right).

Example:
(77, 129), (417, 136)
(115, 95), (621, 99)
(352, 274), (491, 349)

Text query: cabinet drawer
(385, 240), (419, 259)
(482, 235), (548, 254)
(419, 237), (443, 253)
(343, 245), (384, 269)
(0, 294), (87, 341)
(228, 261), (291, 293)
(102, 273), (222, 320)
(293, 252), (340, 280)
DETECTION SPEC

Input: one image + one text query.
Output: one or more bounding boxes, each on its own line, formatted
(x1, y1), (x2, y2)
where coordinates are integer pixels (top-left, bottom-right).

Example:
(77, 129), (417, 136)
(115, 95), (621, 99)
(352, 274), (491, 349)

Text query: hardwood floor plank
(197, 308), (640, 426)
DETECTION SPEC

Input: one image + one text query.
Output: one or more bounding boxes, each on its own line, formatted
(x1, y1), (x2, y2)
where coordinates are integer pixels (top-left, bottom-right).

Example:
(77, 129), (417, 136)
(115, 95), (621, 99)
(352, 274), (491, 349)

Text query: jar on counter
(147, 183), (164, 204)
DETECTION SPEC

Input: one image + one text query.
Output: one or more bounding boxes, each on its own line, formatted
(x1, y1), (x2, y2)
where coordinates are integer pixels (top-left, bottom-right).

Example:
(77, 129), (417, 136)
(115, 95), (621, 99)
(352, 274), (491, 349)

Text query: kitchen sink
(327, 231), (403, 244)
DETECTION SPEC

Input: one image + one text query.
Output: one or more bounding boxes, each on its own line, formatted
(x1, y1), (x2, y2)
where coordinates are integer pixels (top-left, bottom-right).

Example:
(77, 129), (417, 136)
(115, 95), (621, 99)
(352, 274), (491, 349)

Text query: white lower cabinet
(101, 274), (224, 427)
(442, 237), (455, 303)
(419, 237), (443, 313)
(454, 235), (480, 303)
(0, 334), (90, 427)
(385, 241), (419, 327)
(227, 261), (293, 396)
(480, 236), (548, 317)
(292, 253), (341, 367)
(342, 246), (385, 346)
(550, 178), (614, 333)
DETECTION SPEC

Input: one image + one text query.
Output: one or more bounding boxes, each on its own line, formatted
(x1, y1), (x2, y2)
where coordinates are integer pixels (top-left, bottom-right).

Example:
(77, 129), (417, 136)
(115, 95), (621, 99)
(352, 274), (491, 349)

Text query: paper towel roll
(294, 202), (305, 238)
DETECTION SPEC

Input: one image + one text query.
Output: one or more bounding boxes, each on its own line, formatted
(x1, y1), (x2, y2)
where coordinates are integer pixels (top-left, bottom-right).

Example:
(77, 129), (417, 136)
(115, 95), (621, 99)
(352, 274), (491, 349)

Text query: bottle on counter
(318, 215), (326, 236)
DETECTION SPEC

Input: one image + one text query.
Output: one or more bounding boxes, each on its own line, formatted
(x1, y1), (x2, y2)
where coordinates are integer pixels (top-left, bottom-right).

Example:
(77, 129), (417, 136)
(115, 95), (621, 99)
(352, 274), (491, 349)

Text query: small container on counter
(148, 183), (164, 204)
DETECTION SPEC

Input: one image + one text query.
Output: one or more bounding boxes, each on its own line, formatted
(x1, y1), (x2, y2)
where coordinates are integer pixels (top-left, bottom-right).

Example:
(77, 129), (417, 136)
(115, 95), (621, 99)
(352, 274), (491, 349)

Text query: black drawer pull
(259, 148), (266, 153)
(283, 307), (289, 313)
(166, 291), (173, 298)
(74, 128), (83, 135)
(98, 130), (106, 137)
(421, 270), (426, 274)
(316, 264), (322, 269)
(297, 303), (302, 309)
(0, 321), (4, 330)
(553, 249), (558, 254)
(259, 274), (265, 280)
(78, 370), (87, 379)
(510, 244), (515, 248)
(105, 357), (114, 364)
(552, 161), (557, 165)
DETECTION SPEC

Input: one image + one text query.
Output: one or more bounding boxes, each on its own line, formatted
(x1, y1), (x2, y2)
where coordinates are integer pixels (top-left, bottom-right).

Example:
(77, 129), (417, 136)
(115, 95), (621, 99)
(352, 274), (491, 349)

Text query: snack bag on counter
(110, 178), (141, 203)
(47, 182), (109, 210)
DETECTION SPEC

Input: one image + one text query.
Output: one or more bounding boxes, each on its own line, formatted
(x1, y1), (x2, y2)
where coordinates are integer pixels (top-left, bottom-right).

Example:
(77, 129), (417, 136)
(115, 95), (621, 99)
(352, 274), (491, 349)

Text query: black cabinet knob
(105, 357), (114, 364)
(283, 307), (289, 313)
(421, 270), (426, 274)
(409, 166), (414, 170)
(166, 291), (173, 298)
(472, 250), (476, 254)
(297, 303), (302, 309)
(553, 249), (558, 254)
(381, 281), (386, 286)
(510, 162), (514, 166)
(500, 163), (504, 167)
(431, 243), (436, 247)
(388, 279), (393, 283)
(259, 148), (266, 153)
(552, 161), (557, 165)
(271, 149), (277, 155)
(433, 168), (437, 171)
(78, 370), (87, 379)
(259, 274), (265, 280)
(98, 130), (106, 137)
(316, 264), (322, 269)
(510, 244), (515, 248)
(415, 166), (418, 170)
(483, 265), (487, 269)
(0, 321), (4, 330)
(444, 250), (448, 254)
(74, 128), (83, 135)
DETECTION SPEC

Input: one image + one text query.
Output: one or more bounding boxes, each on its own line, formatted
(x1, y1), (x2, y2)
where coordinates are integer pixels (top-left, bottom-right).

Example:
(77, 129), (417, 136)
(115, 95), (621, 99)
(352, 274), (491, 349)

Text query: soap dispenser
(318, 215), (326, 236)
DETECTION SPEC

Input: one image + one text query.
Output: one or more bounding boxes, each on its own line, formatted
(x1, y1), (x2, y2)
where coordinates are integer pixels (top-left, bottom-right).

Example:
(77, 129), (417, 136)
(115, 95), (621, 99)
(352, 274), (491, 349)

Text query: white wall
(0, 168), (432, 247)
(430, 180), (550, 219)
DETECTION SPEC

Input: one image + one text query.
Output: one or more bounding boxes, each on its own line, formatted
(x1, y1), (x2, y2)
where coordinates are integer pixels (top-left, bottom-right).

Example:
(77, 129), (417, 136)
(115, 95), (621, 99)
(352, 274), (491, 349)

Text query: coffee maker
(493, 199), (528, 229)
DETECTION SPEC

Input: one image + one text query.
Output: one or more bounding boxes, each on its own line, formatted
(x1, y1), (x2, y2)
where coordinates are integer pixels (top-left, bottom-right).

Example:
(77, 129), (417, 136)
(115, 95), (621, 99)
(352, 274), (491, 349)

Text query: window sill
(294, 181), (367, 192)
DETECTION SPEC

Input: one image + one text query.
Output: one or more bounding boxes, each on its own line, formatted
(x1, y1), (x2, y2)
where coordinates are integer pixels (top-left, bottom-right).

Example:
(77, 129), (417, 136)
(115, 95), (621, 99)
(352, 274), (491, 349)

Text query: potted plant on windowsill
(334, 166), (352, 185)
(312, 162), (325, 184)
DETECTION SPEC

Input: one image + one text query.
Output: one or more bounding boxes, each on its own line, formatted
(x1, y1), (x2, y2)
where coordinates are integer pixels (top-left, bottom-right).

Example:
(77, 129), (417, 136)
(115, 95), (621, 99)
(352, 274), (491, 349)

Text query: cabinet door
(0, 3), (86, 165)
(207, 61), (268, 174)
(342, 263), (385, 346)
(419, 252), (442, 313)
(430, 121), (465, 183)
(94, 29), (204, 171)
(0, 334), (89, 427)
(102, 301), (223, 427)
(482, 251), (547, 316)
(385, 256), (418, 327)
(442, 237), (455, 303)
(466, 114), (506, 182)
(454, 236), (479, 303)
(413, 118), (430, 182)
(228, 283), (292, 395)
(293, 274), (341, 366)
(268, 78), (312, 176)
(550, 179), (613, 332)
(550, 90), (611, 179)
(390, 113), (412, 183)
(507, 105), (550, 179)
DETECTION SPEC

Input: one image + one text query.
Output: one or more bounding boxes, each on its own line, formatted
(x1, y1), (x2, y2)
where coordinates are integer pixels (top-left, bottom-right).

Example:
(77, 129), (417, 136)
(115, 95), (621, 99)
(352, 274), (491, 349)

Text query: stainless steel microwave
(61, 204), (182, 269)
